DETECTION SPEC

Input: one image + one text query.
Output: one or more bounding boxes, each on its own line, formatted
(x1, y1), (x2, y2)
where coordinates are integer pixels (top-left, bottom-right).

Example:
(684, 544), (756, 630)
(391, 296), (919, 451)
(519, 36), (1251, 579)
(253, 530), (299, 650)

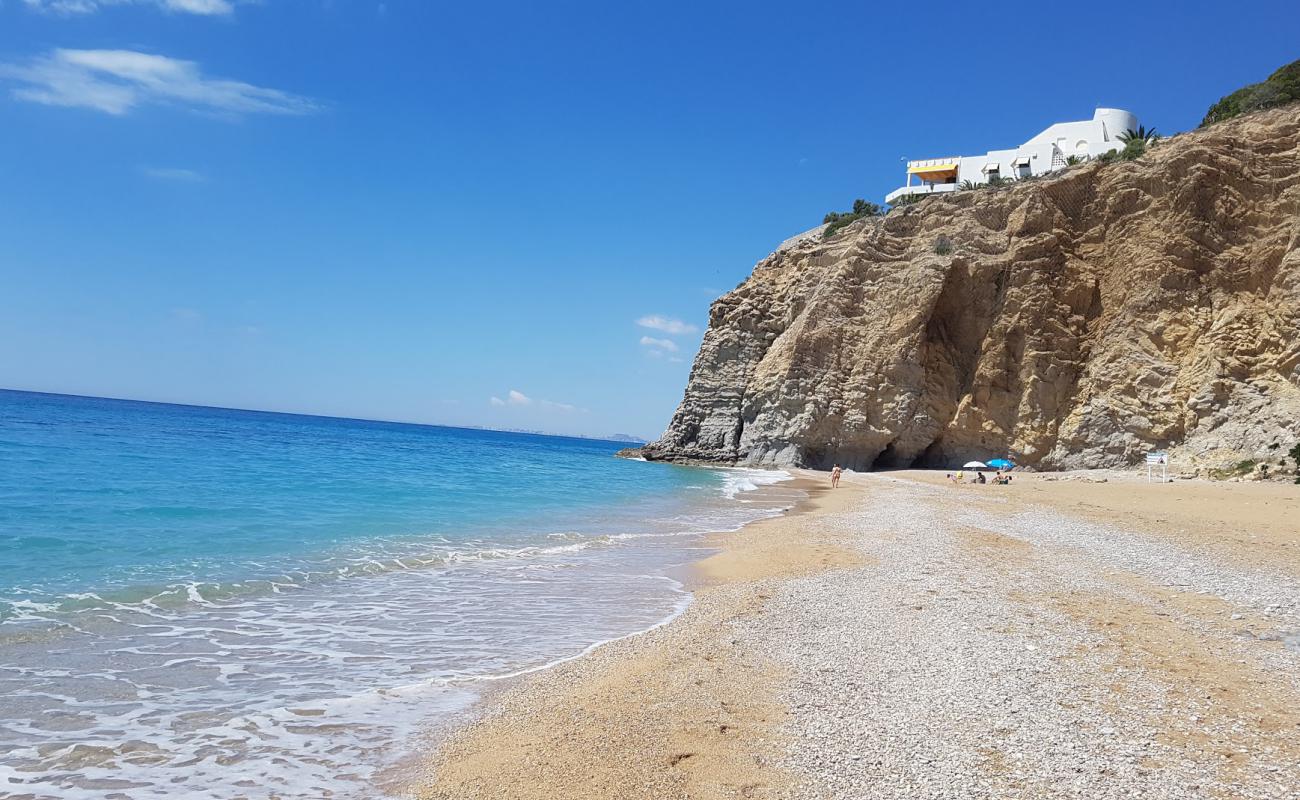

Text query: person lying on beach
(830, 464), (842, 488)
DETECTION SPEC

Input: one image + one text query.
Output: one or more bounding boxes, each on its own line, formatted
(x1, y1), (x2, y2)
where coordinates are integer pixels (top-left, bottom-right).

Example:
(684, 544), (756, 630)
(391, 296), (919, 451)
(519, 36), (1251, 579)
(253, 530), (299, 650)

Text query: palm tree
(1065, 154), (1087, 166)
(1118, 126), (1160, 145)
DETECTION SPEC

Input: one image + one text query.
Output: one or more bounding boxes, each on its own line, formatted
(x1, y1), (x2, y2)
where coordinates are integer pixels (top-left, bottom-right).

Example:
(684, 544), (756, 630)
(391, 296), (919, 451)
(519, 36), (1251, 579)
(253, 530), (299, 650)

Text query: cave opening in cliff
(868, 441), (914, 471)
(914, 439), (949, 470)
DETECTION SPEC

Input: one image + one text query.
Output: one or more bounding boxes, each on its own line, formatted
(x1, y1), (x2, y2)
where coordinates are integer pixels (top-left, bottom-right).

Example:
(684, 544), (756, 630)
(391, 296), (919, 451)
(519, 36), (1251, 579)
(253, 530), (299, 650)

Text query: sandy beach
(408, 470), (1300, 799)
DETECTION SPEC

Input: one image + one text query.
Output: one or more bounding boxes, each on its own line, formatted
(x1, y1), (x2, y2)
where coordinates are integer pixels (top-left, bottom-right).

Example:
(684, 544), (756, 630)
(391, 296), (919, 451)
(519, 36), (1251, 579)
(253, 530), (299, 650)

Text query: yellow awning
(907, 162), (958, 175)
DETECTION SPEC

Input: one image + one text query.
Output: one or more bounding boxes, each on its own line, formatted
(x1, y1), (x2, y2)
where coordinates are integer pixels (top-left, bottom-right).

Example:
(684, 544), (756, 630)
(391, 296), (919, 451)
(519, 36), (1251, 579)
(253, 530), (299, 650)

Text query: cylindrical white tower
(1093, 108), (1140, 141)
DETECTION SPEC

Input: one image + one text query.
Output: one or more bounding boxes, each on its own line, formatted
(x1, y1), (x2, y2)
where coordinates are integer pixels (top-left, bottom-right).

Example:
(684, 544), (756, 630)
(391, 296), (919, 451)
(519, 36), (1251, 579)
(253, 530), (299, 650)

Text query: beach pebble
(739, 475), (1300, 800)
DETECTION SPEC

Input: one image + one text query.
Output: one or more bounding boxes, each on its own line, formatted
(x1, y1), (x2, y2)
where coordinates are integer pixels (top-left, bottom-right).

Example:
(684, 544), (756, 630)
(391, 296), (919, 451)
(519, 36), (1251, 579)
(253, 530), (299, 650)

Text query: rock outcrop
(644, 107), (1300, 471)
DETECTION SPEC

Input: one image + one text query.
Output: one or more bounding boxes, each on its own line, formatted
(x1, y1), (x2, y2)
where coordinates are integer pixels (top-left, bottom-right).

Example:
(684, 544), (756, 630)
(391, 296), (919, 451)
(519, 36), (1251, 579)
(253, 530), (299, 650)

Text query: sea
(0, 390), (797, 799)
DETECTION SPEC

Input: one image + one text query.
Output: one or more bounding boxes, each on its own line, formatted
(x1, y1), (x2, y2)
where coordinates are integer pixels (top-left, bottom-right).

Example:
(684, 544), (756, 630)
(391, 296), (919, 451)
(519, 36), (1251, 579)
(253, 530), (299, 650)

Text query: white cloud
(22, 0), (234, 16)
(636, 315), (698, 336)
(491, 390), (582, 413)
(639, 335), (679, 352)
(142, 166), (204, 182)
(164, 0), (232, 13)
(1, 49), (318, 116)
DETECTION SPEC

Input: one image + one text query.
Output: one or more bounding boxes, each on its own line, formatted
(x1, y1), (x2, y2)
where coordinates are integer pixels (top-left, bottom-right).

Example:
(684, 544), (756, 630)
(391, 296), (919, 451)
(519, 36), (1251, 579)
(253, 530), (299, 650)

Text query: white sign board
(1146, 451), (1168, 481)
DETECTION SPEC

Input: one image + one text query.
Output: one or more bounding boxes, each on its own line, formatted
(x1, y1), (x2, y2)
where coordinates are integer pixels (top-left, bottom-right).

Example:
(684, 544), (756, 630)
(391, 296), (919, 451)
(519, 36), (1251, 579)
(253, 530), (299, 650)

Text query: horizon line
(0, 387), (649, 445)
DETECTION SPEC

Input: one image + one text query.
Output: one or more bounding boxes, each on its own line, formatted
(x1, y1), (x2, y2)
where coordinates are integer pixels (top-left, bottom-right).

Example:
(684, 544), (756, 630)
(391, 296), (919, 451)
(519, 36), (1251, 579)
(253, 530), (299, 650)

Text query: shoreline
(405, 468), (1300, 799)
(403, 471), (853, 798)
(377, 469), (818, 796)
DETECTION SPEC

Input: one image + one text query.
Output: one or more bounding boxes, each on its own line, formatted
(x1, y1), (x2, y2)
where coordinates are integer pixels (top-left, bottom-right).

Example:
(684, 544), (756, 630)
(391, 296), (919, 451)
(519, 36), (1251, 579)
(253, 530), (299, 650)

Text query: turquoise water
(0, 390), (795, 798)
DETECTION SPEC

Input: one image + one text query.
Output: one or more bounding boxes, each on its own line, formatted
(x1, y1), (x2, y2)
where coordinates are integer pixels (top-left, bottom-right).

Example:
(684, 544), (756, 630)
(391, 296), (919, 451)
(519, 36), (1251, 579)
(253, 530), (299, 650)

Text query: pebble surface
(749, 475), (1300, 799)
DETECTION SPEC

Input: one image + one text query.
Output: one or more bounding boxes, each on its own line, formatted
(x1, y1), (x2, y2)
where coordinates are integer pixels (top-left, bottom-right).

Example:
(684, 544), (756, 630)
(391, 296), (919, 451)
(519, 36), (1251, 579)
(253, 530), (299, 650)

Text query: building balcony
(885, 182), (959, 205)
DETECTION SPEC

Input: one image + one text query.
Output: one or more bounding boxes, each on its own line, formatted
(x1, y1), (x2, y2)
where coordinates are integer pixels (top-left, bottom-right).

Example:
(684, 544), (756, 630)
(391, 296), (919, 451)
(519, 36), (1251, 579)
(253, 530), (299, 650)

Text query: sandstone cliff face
(644, 108), (1300, 471)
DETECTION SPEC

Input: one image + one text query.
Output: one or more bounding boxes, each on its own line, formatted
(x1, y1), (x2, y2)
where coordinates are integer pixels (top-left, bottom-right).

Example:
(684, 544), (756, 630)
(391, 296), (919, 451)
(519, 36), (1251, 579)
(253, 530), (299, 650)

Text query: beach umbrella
(987, 458), (1014, 470)
(962, 461), (988, 470)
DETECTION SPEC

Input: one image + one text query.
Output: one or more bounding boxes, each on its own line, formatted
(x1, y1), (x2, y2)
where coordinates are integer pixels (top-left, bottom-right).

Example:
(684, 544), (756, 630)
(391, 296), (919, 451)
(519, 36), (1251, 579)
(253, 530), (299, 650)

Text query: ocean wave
(2, 474), (802, 630)
(714, 466), (793, 499)
(0, 535), (625, 627)
(0, 563), (697, 799)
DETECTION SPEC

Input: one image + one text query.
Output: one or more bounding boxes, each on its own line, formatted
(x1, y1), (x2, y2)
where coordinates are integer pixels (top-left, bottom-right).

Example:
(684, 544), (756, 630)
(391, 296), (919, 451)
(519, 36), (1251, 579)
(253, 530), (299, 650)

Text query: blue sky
(1, 1), (1297, 439)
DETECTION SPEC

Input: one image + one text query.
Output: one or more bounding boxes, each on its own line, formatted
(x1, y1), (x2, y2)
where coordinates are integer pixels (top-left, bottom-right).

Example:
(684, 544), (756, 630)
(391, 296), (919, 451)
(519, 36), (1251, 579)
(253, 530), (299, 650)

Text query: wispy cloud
(489, 389), (582, 413)
(636, 315), (698, 336)
(142, 166), (205, 182)
(1, 49), (318, 116)
(639, 335), (679, 353)
(22, 0), (235, 16)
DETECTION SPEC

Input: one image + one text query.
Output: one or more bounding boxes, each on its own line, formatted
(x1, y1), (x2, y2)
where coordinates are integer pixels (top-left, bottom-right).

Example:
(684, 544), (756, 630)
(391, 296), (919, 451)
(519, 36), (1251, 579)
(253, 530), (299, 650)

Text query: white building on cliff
(884, 108), (1141, 205)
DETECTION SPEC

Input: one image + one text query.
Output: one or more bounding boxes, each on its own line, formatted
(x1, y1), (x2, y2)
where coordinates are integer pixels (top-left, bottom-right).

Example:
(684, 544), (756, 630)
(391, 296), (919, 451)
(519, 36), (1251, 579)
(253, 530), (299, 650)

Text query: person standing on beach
(831, 464), (842, 488)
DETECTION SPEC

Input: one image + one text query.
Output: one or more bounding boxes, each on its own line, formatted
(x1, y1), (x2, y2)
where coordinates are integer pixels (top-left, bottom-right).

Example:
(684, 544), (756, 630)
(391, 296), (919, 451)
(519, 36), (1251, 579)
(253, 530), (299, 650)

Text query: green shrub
(1203, 58), (1300, 126)
(853, 199), (883, 216)
(1209, 459), (1260, 481)
(822, 198), (885, 239)
(1119, 139), (1146, 161)
(1110, 127), (1158, 162)
(933, 235), (953, 256)
(1065, 155), (1086, 166)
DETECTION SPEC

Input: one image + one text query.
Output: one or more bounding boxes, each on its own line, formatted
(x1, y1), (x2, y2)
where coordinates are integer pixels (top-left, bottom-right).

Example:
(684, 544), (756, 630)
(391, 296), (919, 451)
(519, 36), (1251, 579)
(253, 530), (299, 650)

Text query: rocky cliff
(643, 107), (1300, 471)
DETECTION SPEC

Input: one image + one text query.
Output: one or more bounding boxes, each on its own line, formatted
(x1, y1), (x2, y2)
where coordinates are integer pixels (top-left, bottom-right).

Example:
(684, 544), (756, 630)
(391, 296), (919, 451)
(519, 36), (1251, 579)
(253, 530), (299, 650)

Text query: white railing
(885, 183), (959, 204)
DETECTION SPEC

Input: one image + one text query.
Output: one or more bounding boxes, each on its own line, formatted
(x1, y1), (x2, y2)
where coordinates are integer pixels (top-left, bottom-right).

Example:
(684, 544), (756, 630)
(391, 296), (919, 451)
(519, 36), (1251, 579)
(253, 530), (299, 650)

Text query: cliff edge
(643, 107), (1300, 470)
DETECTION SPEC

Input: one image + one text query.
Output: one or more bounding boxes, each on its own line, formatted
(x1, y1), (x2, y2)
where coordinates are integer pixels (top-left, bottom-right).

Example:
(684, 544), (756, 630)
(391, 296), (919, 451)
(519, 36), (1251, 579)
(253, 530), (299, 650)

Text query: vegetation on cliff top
(822, 199), (885, 239)
(1202, 58), (1300, 126)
